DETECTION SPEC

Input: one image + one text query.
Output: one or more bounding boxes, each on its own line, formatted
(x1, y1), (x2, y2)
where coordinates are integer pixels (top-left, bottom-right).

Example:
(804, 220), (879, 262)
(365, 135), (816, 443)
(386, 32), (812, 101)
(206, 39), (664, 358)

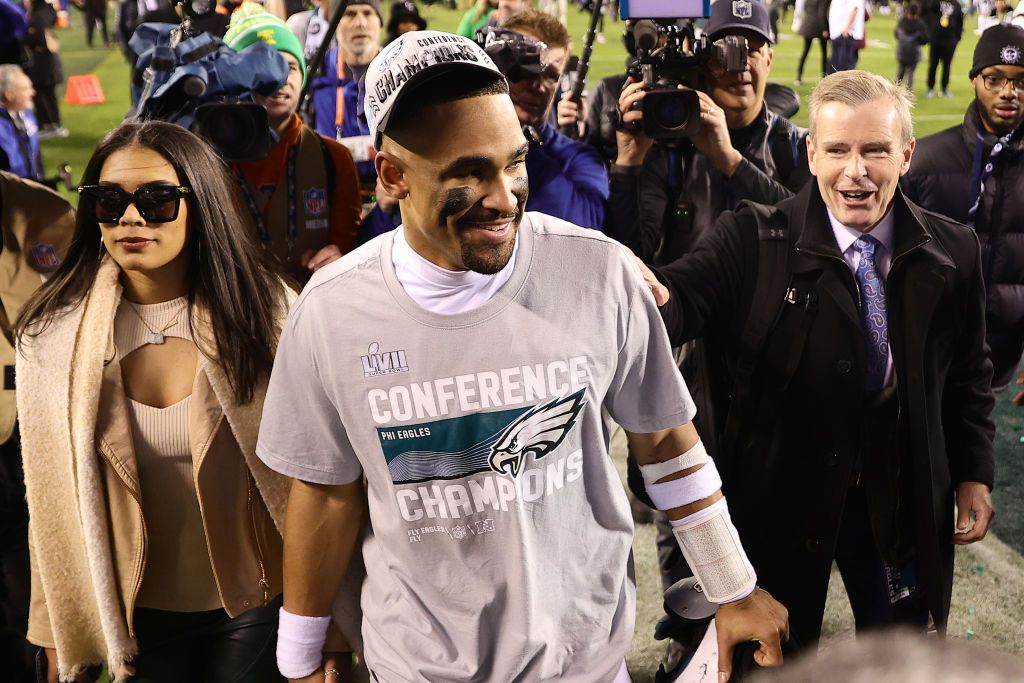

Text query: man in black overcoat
(640, 69), (996, 649)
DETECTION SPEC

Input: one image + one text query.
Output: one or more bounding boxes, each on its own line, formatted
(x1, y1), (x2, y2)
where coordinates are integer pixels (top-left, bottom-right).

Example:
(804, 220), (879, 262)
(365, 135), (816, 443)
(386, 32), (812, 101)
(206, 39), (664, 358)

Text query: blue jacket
(0, 108), (42, 182)
(311, 46), (375, 187)
(524, 122), (608, 229)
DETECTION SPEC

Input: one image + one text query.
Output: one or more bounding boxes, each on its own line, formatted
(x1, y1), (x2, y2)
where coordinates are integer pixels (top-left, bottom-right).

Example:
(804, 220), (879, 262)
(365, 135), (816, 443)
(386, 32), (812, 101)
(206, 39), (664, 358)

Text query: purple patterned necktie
(853, 235), (889, 395)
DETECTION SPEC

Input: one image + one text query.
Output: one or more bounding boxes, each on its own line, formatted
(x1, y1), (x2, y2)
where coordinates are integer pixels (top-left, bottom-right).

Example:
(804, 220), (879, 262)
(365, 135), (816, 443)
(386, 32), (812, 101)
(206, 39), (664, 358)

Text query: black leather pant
(128, 595), (284, 683)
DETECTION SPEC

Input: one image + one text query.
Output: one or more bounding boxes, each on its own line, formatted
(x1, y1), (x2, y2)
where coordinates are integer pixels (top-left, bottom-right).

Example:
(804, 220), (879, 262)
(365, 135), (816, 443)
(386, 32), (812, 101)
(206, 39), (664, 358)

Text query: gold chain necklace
(128, 302), (185, 345)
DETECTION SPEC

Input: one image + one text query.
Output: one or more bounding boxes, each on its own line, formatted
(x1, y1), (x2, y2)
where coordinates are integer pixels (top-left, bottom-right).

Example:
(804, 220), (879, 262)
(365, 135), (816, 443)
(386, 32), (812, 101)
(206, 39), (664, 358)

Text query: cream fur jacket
(15, 258), (309, 681)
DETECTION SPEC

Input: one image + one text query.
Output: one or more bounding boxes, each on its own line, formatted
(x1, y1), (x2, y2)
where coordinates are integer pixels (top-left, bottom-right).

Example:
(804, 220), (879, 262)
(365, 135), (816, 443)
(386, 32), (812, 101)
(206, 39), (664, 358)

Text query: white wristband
(639, 440), (711, 487)
(669, 497), (757, 603)
(277, 607), (331, 679)
(644, 459), (722, 511)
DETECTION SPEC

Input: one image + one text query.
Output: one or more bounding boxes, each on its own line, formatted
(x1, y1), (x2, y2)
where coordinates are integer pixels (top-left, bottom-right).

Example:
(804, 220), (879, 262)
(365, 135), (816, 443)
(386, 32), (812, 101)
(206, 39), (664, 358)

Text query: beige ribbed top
(115, 298), (221, 612)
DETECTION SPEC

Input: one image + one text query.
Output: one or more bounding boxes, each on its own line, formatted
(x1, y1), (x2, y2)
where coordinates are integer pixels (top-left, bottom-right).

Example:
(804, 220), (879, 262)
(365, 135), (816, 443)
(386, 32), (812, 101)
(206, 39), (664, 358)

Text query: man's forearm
(283, 478), (365, 616)
(626, 424), (723, 521)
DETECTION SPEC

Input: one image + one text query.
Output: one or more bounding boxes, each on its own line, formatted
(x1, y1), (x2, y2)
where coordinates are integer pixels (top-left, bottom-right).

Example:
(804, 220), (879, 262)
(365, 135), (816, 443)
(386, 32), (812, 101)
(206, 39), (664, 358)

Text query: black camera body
(129, 2), (287, 161)
(475, 27), (547, 83)
(626, 20), (747, 140)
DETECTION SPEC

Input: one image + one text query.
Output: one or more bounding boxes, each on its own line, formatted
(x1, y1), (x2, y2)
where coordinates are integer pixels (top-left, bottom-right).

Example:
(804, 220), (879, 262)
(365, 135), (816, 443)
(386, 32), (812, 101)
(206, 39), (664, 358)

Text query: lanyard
(336, 50), (346, 135)
(236, 146), (299, 257)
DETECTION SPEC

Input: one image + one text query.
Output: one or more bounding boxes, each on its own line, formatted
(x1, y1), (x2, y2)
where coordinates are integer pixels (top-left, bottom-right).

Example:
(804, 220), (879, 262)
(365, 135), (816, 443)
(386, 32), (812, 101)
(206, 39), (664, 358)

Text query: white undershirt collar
(391, 226), (519, 315)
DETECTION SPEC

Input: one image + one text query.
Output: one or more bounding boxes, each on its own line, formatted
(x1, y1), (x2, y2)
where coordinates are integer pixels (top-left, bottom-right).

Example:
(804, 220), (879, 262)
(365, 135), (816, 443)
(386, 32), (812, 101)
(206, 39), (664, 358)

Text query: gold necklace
(128, 302), (185, 345)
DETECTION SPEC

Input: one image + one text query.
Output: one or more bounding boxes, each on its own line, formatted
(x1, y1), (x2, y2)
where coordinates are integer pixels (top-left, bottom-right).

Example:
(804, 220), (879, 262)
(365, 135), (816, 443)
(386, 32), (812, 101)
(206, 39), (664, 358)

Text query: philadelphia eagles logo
(487, 388), (586, 477)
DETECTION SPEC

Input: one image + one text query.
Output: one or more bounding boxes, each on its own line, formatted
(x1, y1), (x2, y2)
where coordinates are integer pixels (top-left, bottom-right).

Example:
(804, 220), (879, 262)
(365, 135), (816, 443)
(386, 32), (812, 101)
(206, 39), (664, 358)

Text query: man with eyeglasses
(903, 24), (1024, 399)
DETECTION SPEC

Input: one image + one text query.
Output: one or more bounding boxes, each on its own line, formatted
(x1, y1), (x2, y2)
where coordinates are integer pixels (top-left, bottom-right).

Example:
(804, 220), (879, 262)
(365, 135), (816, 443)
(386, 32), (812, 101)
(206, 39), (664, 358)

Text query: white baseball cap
(363, 30), (506, 149)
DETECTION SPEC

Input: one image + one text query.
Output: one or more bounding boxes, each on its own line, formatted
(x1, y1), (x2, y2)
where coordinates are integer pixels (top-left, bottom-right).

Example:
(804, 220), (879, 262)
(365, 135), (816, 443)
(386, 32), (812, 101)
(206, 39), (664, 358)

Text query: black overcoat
(656, 182), (995, 646)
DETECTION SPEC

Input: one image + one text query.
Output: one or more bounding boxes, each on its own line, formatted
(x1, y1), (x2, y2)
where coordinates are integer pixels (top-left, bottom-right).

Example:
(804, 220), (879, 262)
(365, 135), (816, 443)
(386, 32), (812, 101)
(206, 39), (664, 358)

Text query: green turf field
(37, 5), (1024, 681)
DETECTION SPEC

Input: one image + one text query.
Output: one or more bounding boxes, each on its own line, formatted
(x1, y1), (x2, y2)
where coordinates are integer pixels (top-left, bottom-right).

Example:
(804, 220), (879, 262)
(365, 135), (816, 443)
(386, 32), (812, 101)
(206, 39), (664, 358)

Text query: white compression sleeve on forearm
(639, 440), (711, 487)
(669, 497), (757, 603)
(644, 458), (722, 511)
(277, 608), (331, 678)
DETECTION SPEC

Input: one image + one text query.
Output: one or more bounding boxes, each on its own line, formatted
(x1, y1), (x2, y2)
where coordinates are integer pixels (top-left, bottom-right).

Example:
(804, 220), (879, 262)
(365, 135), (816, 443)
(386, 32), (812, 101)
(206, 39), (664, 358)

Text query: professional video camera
(474, 27), (550, 83)
(624, 19), (747, 140)
(128, 1), (288, 161)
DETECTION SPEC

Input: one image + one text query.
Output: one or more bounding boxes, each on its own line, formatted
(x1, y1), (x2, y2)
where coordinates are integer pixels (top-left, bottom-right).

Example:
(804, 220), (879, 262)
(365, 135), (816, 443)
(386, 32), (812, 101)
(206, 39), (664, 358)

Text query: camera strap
(236, 146), (299, 256)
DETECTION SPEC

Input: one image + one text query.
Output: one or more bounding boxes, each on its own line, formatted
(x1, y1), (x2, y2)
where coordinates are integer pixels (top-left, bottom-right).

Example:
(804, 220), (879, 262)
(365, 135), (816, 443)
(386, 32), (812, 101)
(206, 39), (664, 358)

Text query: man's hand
(287, 653), (354, 683)
(556, 92), (580, 129)
(1011, 367), (1024, 405)
(953, 481), (994, 544)
(715, 588), (789, 682)
(289, 665), (324, 683)
(374, 177), (400, 213)
(301, 245), (343, 272)
(690, 91), (743, 176)
(615, 79), (655, 166)
(629, 250), (670, 306)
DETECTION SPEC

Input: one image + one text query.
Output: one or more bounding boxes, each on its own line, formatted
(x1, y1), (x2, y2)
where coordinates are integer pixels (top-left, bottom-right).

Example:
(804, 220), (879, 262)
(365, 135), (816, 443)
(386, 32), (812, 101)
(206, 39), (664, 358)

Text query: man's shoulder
(527, 211), (616, 246)
(292, 235), (389, 312)
(526, 212), (638, 269)
(908, 124), (969, 175)
(306, 127), (356, 164)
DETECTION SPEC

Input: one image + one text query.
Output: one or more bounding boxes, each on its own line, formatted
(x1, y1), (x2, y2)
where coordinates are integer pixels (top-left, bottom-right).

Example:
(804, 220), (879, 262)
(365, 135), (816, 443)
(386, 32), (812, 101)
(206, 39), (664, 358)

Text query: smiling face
(506, 29), (568, 128)
(807, 98), (916, 232)
(379, 94), (529, 273)
(97, 146), (192, 281)
(972, 64), (1024, 136)
(708, 30), (773, 126)
(339, 4), (381, 61)
(254, 52), (303, 132)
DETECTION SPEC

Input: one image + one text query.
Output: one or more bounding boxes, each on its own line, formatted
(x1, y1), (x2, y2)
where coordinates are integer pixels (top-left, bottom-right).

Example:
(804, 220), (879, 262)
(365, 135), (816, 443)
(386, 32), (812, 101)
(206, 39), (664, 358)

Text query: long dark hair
(16, 120), (288, 405)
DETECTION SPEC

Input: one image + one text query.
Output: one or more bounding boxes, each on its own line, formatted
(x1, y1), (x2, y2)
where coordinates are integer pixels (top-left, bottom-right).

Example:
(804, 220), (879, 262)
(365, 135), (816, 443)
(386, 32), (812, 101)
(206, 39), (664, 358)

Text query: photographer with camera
(225, 8), (361, 285)
(606, 0), (808, 264)
(496, 9), (609, 228)
(606, 4), (809, 653)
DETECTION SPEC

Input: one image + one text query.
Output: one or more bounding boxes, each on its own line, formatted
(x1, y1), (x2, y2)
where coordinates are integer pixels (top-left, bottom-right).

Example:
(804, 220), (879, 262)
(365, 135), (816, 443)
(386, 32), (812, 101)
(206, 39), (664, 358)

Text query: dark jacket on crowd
(605, 105), (809, 264)
(654, 182), (995, 647)
(902, 102), (1024, 389)
(584, 71), (629, 167)
(895, 16), (929, 64)
(23, 0), (62, 89)
(525, 121), (609, 229)
(798, 0), (830, 39)
(925, 0), (964, 46)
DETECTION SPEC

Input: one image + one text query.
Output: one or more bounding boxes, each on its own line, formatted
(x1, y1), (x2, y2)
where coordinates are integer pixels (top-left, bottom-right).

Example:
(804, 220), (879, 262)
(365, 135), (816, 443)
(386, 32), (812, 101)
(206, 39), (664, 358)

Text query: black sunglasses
(78, 184), (191, 224)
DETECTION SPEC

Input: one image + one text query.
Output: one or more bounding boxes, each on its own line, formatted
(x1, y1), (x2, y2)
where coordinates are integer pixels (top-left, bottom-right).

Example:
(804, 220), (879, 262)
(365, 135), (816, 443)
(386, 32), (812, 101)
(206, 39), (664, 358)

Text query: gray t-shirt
(257, 212), (696, 682)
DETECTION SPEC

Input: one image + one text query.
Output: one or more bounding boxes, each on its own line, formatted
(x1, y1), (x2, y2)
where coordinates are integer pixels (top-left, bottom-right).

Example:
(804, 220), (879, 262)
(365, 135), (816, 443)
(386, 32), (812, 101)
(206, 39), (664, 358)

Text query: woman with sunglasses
(14, 120), (299, 683)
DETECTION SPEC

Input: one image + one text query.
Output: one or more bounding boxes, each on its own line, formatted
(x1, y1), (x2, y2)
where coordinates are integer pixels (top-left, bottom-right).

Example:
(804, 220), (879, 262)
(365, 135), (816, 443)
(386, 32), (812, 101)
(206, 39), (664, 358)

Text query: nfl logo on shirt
(303, 188), (328, 217)
(30, 243), (61, 270)
(733, 0), (753, 18)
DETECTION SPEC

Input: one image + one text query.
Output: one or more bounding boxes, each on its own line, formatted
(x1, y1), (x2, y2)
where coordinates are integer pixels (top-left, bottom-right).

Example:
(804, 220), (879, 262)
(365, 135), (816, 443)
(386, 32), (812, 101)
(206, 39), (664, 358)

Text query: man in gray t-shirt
(257, 31), (789, 683)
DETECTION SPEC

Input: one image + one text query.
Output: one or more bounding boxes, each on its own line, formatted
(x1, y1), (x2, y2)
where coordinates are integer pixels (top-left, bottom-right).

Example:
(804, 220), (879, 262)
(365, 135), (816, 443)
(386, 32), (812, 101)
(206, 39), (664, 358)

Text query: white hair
(0, 65), (27, 99)
(808, 70), (915, 144)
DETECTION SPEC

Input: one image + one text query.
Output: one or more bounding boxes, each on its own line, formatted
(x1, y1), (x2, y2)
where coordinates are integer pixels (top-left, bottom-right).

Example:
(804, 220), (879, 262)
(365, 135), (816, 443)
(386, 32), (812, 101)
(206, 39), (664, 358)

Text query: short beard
(979, 101), (1024, 136)
(459, 225), (517, 275)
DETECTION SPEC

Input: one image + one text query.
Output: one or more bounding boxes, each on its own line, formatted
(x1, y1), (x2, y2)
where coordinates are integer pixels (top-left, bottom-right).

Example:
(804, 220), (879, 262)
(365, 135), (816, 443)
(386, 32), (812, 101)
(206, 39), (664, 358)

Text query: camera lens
(642, 89), (700, 138)
(652, 95), (688, 131)
(206, 108), (258, 159)
(192, 102), (272, 162)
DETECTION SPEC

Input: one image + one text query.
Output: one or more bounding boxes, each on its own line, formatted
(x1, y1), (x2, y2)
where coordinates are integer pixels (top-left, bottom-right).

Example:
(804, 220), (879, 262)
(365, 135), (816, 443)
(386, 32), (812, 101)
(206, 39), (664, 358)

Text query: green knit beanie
(224, 5), (307, 86)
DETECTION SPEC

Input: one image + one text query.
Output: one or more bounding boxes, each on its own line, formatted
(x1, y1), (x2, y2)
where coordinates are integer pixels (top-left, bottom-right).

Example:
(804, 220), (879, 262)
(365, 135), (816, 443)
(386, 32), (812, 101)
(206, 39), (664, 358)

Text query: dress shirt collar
(826, 205), (896, 257)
